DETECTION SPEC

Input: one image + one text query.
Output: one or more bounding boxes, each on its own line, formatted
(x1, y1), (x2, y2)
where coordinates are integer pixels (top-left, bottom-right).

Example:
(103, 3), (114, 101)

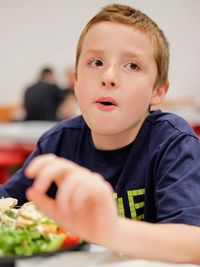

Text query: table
(16, 245), (199, 267)
(0, 121), (57, 145)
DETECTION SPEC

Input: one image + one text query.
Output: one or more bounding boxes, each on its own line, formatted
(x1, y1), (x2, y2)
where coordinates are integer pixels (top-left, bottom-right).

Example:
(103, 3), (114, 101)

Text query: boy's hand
(25, 154), (119, 245)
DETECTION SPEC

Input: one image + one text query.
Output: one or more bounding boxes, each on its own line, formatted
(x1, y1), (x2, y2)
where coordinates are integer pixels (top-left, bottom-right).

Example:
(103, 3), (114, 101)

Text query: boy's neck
(91, 120), (144, 150)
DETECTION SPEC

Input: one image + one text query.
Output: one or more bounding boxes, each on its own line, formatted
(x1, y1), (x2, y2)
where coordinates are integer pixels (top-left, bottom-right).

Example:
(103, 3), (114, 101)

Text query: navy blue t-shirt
(1, 110), (200, 226)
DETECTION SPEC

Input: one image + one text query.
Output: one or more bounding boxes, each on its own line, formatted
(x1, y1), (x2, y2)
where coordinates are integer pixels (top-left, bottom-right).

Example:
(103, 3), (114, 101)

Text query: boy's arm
(25, 154), (200, 264)
(109, 218), (200, 264)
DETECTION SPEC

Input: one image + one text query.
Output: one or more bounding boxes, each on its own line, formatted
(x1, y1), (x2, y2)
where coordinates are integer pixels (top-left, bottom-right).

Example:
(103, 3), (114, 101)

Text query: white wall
(0, 0), (200, 105)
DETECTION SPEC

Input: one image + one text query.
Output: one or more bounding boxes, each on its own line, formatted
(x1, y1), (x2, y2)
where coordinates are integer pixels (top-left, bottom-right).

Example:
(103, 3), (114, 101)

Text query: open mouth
(99, 101), (114, 106)
(96, 97), (117, 106)
(95, 97), (117, 110)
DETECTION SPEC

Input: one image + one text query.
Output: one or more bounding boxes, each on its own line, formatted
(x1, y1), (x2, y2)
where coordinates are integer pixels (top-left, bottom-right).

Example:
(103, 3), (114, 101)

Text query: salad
(0, 198), (80, 257)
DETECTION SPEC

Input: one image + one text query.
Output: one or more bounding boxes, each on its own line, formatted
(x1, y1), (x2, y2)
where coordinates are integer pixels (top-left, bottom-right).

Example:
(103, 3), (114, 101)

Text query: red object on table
(0, 143), (35, 184)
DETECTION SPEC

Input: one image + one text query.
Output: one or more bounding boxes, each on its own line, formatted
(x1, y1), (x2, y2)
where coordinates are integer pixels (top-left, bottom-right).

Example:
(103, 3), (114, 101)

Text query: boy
(1, 3), (200, 263)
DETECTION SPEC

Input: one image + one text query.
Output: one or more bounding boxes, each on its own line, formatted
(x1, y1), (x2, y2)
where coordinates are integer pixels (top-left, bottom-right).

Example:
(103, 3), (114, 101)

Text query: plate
(0, 199), (87, 266)
(0, 241), (87, 267)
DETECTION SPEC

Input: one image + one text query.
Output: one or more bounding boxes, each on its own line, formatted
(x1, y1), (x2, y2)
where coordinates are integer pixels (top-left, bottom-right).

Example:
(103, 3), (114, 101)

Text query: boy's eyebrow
(122, 51), (147, 61)
(84, 49), (104, 55)
(84, 49), (147, 61)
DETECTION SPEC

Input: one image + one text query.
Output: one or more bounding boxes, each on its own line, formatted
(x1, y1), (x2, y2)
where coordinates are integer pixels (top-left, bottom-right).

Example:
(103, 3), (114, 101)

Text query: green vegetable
(0, 201), (68, 257)
(4, 209), (18, 219)
(40, 234), (65, 253)
(0, 227), (65, 256)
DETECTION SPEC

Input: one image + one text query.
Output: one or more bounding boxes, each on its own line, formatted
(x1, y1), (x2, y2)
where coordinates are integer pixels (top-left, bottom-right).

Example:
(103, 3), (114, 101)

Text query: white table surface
(0, 121), (57, 145)
(16, 245), (199, 267)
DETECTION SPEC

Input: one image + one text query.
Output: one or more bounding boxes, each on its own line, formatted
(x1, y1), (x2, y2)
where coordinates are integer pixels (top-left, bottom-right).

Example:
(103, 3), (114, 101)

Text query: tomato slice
(56, 229), (79, 248)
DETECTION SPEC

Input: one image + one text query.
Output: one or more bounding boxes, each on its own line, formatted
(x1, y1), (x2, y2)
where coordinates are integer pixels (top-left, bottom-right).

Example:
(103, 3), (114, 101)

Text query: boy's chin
(91, 126), (118, 136)
(92, 123), (132, 137)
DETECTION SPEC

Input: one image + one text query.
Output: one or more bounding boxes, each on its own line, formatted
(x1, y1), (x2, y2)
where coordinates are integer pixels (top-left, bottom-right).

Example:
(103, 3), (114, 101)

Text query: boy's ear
(72, 71), (77, 84)
(150, 82), (169, 106)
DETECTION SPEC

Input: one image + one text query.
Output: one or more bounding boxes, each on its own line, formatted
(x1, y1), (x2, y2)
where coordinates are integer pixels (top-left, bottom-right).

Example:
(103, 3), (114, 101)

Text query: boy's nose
(101, 81), (116, 87)
(101, 66), (118, 89)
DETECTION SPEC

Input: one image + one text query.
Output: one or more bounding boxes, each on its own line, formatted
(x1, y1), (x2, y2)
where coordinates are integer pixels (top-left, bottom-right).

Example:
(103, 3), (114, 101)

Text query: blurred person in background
(57, 67), (80, 120)
(57, 90), (79, 120)
(24, 67), (64, 121)
(64, 66), (75, 93)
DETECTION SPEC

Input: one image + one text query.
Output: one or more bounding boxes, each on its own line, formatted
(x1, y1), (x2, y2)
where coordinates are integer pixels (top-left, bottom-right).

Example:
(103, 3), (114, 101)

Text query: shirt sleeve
(155, 133), (200, 226)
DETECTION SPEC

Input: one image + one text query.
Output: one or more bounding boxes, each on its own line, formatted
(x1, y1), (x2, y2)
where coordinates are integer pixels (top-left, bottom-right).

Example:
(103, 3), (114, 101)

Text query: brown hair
(39, 67), (54, 80)
(75, 3), (169, 88)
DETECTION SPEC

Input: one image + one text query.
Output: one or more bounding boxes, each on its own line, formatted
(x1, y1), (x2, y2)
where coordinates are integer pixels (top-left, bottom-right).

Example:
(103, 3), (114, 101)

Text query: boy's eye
(125, 62), (140, 71)
(89, 59), (103, 67)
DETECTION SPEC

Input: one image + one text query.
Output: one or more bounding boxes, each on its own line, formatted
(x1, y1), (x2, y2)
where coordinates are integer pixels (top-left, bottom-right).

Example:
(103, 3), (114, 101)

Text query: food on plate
(0, 198), (18, 212)
(0, 198), (80, 257)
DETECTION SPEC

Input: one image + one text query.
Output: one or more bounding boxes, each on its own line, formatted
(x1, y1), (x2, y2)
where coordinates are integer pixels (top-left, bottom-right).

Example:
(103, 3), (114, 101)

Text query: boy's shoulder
(146, 110), (197, 137)
(39, 115), (86, 142)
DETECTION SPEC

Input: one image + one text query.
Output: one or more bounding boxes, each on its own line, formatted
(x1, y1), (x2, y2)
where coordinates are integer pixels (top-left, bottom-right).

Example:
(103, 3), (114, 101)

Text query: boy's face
(74, 22), (168, 149)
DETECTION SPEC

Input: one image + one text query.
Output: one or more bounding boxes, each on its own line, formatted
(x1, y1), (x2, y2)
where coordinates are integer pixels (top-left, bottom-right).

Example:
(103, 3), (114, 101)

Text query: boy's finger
(27, 156), (83, 193)
(56, 173), (81, 212)
(32, 160), (73, 192)
(25, 154), (57, 178)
